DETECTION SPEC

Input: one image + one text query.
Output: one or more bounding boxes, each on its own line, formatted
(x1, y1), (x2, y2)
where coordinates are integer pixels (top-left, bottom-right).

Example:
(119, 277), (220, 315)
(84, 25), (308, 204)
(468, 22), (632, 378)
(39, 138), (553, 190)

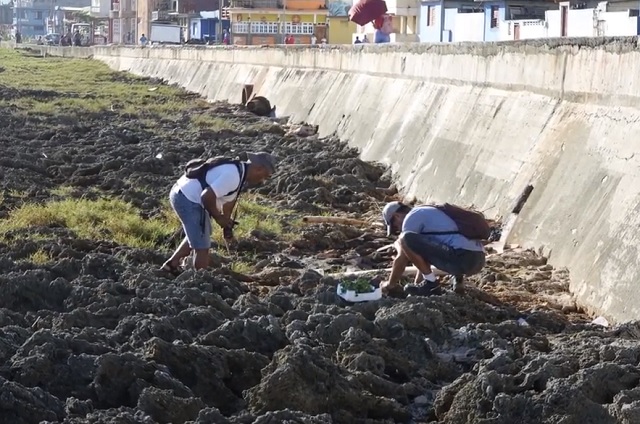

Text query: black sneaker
(453, 275), (465, 294)
(404, 280), (443, 297)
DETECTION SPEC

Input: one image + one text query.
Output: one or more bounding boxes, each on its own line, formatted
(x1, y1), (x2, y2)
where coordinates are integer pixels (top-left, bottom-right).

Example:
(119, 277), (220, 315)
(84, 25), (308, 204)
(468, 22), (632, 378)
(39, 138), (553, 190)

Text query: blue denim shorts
(403, 232), (485, 276)
(169, 185), (211, 250)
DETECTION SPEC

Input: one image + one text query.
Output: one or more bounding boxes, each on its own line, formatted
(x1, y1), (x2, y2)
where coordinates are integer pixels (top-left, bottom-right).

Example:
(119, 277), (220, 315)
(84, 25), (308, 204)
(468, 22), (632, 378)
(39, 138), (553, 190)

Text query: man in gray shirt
(380, 201), (486, 296)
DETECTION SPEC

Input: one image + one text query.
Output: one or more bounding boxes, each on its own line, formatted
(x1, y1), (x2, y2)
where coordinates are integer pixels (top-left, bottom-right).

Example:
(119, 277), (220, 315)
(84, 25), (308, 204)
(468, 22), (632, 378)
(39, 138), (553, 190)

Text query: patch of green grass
(0, 49), (229, 124)
(0, 197), (175, 249)
(231, 261), (255, 275)
(211, 195), (301, 244)
(27, 249), (52, 265)
(191, 115), (235, 130)
(7, 189), (28, 199)
(50, 185), (76, 197)
(0, 192), (300, 250)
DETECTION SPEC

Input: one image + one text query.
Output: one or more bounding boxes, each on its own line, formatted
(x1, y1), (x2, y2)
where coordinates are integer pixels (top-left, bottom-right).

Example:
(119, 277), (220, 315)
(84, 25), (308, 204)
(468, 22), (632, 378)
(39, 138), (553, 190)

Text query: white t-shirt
(176, 163), (244, 211)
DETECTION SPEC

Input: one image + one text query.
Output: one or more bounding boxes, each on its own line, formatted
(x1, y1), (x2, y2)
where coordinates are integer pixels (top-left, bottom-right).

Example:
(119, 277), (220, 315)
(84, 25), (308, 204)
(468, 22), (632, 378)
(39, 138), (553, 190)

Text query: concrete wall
(31, 39), (640, 324)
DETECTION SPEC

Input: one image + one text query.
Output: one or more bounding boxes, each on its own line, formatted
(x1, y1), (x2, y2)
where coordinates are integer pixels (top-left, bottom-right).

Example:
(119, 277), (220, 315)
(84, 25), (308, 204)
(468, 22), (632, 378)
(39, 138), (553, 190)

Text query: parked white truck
(149, 23), (182, 45)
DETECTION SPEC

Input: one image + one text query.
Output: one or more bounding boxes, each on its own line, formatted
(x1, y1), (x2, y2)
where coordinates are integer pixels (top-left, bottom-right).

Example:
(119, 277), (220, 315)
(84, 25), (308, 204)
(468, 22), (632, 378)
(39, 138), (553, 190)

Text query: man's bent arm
(389, 240), (410, 286)
(201, 189), (229, 228)
(222, 198), (237, 221)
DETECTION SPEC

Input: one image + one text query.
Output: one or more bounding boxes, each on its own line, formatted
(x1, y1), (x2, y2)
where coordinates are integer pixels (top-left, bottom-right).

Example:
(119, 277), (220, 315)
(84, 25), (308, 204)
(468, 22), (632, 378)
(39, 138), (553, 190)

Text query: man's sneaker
(452, 275), (465, 294)
(404, 279), (443, 297)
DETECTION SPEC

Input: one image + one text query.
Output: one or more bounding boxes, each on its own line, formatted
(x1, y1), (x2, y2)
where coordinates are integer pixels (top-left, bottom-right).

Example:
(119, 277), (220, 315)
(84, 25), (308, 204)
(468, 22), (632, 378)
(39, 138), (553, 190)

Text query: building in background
(325, 0), (354, 43)
(109, 0), (136, 44)
(327, 16), (356, 43)
(12, 0), (53, 38)
(228, 0), (329, 45)
(189, 10), (230, 42)
(418, 0), (554, 42)
(0, 0), (12, 40)
(545, 0), (640, 38)
(136, 0), (227, 44)
(0, 0), (12, 24)
(417, 0), (640, 42)
(12, 0), (91, 39)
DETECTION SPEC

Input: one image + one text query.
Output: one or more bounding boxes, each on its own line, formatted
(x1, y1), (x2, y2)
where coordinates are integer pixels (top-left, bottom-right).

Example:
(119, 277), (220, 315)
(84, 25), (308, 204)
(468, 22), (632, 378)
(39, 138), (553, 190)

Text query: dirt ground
(1, 49), (639, 424)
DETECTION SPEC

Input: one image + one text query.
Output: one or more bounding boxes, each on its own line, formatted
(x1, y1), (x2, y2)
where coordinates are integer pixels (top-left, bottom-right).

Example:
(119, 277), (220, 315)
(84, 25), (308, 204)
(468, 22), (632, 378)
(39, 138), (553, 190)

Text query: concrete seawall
(27, 39), (640, 323)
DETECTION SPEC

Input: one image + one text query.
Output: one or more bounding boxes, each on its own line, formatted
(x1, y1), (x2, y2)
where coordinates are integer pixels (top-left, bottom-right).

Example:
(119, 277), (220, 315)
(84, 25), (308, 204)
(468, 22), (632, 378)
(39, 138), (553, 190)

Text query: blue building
(1, 1), (13, 26)
(13, 0), (52, 38)
(189, 11), (230, 42)
(418, 0), (553, 43)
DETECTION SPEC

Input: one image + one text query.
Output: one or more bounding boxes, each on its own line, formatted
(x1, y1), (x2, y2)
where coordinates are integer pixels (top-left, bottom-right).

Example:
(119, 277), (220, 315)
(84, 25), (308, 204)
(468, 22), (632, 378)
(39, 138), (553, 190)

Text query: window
(427, 5), (436, 26)
(458, 6), (482, 13)
(284, 22), (313, 34)
(35, 11), (43, 19)
(232, 22), (249, 33)
(249, 22), (278, 34)
(34, 25), (44, 31)
(490, 5), (499, 28)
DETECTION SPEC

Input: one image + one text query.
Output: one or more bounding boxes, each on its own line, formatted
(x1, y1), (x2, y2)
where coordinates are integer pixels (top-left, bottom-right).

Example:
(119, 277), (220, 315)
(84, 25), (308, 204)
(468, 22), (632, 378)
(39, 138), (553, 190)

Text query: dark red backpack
(422, 203), (491, 240)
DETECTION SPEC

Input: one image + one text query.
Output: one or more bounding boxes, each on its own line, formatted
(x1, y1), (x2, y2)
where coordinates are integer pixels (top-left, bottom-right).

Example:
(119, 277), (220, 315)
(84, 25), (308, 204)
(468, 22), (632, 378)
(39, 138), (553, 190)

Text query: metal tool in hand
(222, 219), (239, 255)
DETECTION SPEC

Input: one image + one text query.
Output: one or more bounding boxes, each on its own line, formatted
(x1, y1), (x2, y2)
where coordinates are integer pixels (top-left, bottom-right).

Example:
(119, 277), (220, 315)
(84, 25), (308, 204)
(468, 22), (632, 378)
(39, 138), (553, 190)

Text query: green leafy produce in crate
(339, 277), (375, 294)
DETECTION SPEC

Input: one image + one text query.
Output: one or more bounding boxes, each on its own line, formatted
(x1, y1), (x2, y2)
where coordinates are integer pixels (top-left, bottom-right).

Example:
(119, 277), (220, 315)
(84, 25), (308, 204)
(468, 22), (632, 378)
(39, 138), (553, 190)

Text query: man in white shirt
(161, 151), (277, 273)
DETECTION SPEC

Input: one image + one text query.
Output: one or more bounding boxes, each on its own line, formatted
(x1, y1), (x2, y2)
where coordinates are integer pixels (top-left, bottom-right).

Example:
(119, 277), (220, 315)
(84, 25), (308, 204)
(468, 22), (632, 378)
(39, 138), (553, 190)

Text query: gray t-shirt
(402, 206), (485, 252)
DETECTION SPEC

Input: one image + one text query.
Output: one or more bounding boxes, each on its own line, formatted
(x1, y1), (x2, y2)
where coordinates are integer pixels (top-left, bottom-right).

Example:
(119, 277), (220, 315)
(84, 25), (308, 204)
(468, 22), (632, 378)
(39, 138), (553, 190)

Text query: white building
(546, 0), (639, 37)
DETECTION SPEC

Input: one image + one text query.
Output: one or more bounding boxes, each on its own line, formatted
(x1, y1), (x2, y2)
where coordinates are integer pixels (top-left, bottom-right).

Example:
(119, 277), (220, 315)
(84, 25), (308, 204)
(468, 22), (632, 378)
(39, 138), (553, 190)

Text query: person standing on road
(161, 152), (277, 274)
(380, 201), (486, 296)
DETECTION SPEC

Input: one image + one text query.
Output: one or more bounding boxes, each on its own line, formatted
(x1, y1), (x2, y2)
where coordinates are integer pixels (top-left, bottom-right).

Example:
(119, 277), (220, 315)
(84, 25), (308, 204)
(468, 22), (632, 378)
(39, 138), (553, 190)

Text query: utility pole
(218, 0), (221, 42)
(279, 0), (285, 43)
(15, 0), (19, 37)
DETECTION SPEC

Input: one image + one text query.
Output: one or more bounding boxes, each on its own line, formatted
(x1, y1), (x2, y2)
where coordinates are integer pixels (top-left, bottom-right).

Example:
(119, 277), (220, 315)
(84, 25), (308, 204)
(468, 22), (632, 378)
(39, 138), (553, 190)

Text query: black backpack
(184, 156), (246, 197)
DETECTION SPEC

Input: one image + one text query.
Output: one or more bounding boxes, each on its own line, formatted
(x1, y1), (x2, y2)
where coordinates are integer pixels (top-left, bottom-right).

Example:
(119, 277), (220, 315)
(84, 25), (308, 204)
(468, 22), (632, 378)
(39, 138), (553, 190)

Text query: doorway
(514, 23), (520, 40)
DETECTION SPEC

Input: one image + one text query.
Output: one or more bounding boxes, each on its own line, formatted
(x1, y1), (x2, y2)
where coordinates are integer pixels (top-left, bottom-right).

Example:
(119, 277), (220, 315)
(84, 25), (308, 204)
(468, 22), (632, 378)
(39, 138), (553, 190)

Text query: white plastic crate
(336, 283), (382, 303)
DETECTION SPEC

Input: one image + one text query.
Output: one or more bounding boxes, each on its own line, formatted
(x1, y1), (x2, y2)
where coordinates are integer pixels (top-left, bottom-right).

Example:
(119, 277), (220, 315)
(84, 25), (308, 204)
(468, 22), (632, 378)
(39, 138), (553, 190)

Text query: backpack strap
(421, 230), (460, 236)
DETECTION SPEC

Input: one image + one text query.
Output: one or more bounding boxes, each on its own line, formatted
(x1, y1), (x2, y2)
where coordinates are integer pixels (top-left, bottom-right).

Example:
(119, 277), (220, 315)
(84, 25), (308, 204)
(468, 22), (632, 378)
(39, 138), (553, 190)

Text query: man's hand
(215, 215), (231, 229)
(380, 280), (399, 295)
(223, 224), (234, 241)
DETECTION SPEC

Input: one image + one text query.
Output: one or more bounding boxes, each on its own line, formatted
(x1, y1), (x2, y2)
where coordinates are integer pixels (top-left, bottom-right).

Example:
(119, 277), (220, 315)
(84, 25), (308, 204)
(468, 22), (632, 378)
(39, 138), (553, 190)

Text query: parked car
(44, 33), (60, 45)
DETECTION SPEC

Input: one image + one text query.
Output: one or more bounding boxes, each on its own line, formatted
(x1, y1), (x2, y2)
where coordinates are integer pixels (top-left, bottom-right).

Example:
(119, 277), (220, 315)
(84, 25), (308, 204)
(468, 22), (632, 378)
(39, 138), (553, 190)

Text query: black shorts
(403, 232), (485, 276)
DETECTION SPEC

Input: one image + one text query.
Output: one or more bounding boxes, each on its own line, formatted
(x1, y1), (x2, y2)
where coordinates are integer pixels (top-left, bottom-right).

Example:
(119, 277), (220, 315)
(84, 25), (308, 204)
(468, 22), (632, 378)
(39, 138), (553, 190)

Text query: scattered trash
(155, 153), (163, 159)
(414, 395), (429, 405)
(592, 316), (610, 327)
(148, 87), (158, 92)
(285, 124), (319, 138)
(517, 317), (529, 326)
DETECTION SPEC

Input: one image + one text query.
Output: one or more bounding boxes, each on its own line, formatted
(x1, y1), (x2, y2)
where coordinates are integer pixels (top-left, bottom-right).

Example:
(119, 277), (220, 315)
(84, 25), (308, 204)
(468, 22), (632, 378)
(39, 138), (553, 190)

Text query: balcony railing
(152, 10), (170, 20)
(230, 0), (282, 9)
(232, 21), (315, 34)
